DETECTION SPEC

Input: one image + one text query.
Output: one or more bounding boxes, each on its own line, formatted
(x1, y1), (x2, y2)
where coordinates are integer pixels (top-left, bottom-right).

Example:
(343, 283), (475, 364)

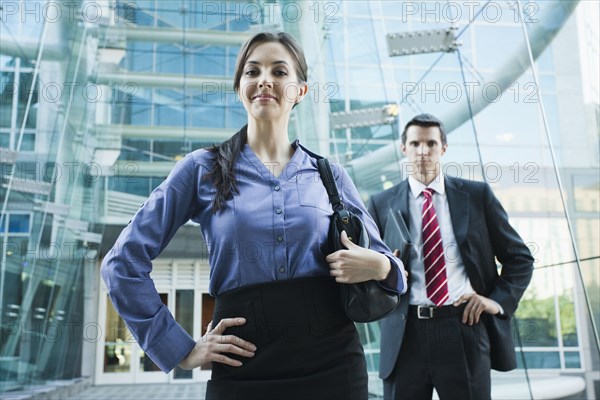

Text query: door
(97, 293), (169, 384)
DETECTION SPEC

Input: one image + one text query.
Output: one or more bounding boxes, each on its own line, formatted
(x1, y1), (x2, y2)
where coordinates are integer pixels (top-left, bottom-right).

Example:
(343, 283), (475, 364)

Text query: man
(368, 114), (534, 400)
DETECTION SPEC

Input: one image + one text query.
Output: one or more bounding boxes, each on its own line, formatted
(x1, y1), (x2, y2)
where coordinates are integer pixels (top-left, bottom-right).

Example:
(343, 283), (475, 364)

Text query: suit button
(400, 314), (406, 320)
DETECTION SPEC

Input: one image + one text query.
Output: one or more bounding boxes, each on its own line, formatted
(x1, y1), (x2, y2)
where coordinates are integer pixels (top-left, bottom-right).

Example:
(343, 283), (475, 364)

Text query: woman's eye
(274, 70), (288, 76)
(245, 70), (258, 76)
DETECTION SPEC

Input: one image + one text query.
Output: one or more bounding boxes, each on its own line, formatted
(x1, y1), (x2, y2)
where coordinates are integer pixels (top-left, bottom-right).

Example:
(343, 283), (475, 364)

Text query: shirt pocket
(296, 178), (332, 213)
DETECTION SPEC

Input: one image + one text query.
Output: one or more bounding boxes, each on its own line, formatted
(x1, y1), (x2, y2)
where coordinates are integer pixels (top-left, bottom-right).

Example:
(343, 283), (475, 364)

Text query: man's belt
(408, 304), (466, 319)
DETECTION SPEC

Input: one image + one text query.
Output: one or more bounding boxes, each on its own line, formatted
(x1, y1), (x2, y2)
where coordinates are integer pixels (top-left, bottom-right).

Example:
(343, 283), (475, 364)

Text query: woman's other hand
(179, 317), (256, 369)
(326, 231), (391, 283)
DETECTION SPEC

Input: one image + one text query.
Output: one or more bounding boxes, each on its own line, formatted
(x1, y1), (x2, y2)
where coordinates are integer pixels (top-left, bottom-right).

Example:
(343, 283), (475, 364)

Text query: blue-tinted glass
(475, 25), (522, 71)
(537, 46), (555, 72)
(153, 141), (187, 158)
(151, 177), (167, 192)
(191, 105), (225, 128)
(155, 104), (184, 126)
(516, 351), (560, 369)
(228, 16), (253, 32)
(539, 75), (556, 92)
(21, 133), (35, 151)
(344, 2), (370, 15)
(0, 131), (9, 147)
(121, 139), (150, 161)
(198, 8), (227, 30)
(157, 2), (184, 28)
(564, 352), (581, 368)
(346, 19), (380, 65)
(131, 100), (152, 125)
(347, 67), (386, 102)
(540, 94), (561, 145)
(1, 71), (15, 128)
(127, 41), (154, 72)
(226, 104), (247, 129)
(227, 47), (240, 76)
(0, 55), (17, 69)
(108, 176), (150, 197)
(156, 44), (184, 74)
(192, 47), (226, 76)
(8, 214), (30, 233)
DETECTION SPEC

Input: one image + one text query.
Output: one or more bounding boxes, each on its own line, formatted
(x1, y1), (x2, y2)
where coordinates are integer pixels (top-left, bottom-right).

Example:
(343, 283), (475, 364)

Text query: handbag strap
(298, 143), (343, 210)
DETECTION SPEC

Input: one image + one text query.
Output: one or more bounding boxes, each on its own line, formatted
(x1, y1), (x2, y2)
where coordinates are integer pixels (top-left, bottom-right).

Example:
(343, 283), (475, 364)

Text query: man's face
(401, 125), (447, 183)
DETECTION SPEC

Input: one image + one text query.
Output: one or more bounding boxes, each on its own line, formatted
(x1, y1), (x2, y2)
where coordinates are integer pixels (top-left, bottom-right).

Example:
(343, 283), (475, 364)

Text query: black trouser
(384, 307), (491, 400)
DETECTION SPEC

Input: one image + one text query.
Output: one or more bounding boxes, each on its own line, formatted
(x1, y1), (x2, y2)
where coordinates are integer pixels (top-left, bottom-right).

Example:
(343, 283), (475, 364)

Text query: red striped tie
(422, 188), (449, 307)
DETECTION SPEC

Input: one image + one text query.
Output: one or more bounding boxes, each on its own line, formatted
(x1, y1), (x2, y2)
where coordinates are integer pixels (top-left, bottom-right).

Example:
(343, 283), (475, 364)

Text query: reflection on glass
(1, 71), (16, 129)
(574, 175), (600, 212)
(104, 339), (132, 373)
(564, 351), (581, 368)
(104, 295), (133, 373)
(174, 290), (194, 379)
(516, 351), (560, 369)
(140, 351), (161, 372)
(515, 298), (559, 347)
(559, 290), (578, 347)
(358, 323), (381, 373)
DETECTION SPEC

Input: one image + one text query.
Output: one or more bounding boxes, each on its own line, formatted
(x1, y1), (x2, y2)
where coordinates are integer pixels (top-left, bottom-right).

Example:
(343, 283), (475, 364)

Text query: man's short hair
(401, 114), (447, 145)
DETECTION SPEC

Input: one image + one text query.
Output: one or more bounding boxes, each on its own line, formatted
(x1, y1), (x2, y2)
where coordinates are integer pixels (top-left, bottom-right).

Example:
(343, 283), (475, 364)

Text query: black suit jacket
(368, 177), (534, 379)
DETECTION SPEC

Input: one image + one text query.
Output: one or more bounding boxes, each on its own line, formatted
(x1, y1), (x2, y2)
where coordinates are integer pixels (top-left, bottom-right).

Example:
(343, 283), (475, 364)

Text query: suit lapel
(445, 177), (469, 246)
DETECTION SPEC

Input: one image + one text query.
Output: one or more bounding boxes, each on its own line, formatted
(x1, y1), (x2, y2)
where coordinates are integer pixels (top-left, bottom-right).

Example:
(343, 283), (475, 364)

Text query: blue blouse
(101, 140), (407, 373)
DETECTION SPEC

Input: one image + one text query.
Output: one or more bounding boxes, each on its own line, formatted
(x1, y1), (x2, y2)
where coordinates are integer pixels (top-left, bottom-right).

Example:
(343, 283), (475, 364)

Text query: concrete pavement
(67, 383), (208, 400)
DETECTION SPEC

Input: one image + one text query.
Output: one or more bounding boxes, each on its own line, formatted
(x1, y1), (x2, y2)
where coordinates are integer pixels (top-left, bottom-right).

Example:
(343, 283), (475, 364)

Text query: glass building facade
(1, 0), (598, 398)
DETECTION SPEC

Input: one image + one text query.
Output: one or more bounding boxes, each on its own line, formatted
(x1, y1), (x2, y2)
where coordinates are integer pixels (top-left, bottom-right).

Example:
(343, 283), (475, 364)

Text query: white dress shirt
(406, 175), (476, 306)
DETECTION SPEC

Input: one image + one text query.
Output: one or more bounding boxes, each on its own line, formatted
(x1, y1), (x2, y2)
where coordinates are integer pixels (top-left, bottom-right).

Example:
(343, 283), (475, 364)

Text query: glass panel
(139, 293), (168, 372)
(15, 72), (38, 130)
(174, 290), (194, 379)
(108, 175), (151, 197)
(139, 351), (161, 373)
(559, 284), (578, 347)
(8, 214), (30, 234)
(357, 322), (380, 373)
(21, 132), (35, 152)
(574, 174), (600, 213)
(0, 131), (9, 147)
(516, 351), (560, 369)
(515, 268), (559, 347)
(0, 71), (15, 129)
(104, 295), (133, 373)
(564, 351), (581, 369)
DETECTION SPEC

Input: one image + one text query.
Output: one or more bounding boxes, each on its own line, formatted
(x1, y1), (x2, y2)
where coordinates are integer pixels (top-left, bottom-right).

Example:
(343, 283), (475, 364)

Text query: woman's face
(238, 41), (307, 123)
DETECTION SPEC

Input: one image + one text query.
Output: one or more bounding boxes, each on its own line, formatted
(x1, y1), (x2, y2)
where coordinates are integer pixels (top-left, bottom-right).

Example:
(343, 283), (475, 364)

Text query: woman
(101, 32), (406, 399)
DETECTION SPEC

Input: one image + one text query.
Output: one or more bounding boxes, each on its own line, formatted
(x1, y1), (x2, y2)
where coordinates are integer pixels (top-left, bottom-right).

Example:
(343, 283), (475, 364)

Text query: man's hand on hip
(453, 293), (500, 325)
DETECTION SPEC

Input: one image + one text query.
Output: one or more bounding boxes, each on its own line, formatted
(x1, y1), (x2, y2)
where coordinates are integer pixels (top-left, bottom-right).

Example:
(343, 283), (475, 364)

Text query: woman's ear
(296, 82), (309, 103)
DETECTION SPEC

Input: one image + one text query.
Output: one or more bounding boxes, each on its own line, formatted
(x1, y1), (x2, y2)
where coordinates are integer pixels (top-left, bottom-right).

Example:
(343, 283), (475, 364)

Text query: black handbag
(315, 157), (400, 323)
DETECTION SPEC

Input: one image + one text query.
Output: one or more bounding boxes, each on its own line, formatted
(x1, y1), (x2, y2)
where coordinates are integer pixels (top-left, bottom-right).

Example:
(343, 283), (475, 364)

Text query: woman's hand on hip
(178, 317), (256, 369)
(326, 230), (391, 283)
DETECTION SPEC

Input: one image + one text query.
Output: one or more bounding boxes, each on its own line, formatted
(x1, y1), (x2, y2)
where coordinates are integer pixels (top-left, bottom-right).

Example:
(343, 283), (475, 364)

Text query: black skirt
(205, 276), (368, 400)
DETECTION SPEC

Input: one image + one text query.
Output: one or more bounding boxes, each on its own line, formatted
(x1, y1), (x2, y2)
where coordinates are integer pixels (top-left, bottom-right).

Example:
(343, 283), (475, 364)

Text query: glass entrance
(99, 293), (170, 384)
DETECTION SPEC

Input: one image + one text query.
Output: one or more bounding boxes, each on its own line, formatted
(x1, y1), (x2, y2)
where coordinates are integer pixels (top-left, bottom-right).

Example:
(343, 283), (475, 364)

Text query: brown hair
(401, 113), (447, 146)
(206, 32), (308, 213)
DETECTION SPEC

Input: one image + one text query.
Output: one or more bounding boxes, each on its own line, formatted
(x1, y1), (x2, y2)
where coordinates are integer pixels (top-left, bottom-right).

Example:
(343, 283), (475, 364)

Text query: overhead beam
(96, 26), (252, 46)
(95, 124), (233, 142)
(93, 69), (233, 90)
